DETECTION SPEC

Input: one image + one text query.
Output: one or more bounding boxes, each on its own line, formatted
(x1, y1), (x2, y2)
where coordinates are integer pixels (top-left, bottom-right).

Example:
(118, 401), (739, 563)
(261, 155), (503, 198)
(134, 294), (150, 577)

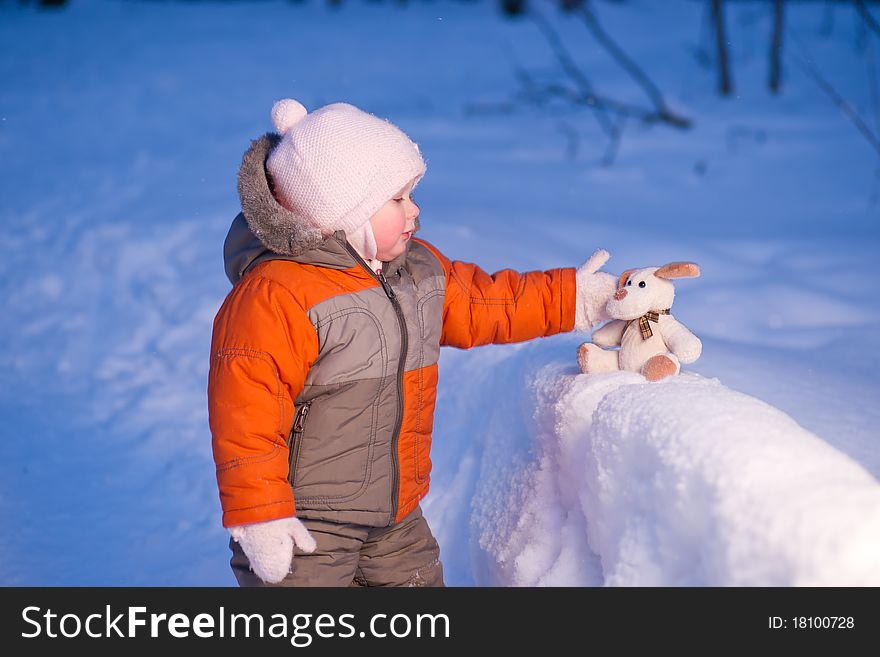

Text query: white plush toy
(577, 262), (702, 382)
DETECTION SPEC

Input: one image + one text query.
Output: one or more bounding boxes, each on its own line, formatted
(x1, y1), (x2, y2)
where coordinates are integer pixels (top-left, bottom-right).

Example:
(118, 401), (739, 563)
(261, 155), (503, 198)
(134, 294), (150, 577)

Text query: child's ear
(655, 262), (700, 279)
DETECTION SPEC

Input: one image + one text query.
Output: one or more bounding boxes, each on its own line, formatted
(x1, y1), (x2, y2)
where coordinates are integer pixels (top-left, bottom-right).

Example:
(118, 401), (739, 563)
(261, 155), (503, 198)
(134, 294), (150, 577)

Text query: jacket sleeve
(415, 238), (577, 349)
(207, 273), (319, 528)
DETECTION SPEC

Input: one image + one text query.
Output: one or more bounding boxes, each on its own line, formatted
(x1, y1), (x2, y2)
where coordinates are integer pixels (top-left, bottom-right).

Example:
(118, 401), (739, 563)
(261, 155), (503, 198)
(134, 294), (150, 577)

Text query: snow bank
(466, 351), (880, 586)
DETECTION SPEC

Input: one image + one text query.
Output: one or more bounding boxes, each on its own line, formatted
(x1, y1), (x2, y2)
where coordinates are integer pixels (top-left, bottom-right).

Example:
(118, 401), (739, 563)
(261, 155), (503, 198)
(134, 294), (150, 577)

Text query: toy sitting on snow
(577, 262), (702, 382)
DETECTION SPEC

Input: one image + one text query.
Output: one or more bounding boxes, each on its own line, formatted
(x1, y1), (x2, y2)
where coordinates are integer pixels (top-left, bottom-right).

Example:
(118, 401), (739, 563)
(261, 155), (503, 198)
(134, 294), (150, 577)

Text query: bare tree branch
(790, 30), (880, 156)
(573, 1), (691, 127)
(769, 0), (785, 92)
(528, 8), (618, 138)
(601, 114), (627, 166)
(711, 0), (734, 95)
(855, 0), (880, 38)
(468, 2), (692, 165)
(522, 3), (695, 131)
(868, 35), (880, 136)
(556, 120), (581, 160)
(577, 2), (666, 105)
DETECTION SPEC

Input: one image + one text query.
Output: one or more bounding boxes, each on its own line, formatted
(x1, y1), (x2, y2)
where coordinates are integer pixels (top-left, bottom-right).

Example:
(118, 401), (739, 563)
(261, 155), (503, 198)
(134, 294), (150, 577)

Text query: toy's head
(605, 262), (700, 320)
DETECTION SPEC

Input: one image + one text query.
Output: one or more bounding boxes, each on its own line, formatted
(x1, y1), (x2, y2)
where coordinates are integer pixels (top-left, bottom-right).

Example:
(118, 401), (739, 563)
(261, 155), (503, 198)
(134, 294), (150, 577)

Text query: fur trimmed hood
(223, 133), (420, 285)
(237, 133), (324, 258)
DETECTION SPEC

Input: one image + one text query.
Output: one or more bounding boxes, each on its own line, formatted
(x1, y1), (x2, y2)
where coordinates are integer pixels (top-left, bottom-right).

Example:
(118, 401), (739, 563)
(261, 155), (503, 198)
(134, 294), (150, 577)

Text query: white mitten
(228, 516), (317, 584)
(573, 249), (617, 331)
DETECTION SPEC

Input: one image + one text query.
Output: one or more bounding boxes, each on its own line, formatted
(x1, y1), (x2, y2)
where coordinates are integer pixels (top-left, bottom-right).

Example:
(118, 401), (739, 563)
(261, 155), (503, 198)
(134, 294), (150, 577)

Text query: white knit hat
(266, 99), (426, 250)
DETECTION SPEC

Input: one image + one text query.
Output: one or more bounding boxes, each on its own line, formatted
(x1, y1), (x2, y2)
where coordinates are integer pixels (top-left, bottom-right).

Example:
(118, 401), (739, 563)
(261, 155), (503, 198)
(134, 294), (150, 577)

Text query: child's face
(369, 179), (420, 262)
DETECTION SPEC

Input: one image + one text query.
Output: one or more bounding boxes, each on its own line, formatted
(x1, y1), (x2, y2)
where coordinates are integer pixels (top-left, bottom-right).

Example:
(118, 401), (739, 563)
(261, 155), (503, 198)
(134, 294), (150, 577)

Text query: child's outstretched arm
(207, 273), (319, 528)
(415, 239), (614, 349)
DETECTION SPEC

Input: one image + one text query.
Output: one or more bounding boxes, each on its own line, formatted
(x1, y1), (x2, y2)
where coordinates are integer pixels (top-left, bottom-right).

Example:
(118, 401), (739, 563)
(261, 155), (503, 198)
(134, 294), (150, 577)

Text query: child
(208, 98), (616, 587)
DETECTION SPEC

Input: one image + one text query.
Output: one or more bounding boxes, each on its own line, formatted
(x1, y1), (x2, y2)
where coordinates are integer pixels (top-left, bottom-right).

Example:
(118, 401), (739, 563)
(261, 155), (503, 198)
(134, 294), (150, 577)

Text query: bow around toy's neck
(629, 308), (671, 340)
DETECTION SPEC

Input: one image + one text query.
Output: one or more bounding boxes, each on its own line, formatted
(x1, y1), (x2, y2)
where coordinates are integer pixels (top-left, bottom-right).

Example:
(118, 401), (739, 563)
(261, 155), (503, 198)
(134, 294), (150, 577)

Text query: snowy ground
(1, 0), (878, 585)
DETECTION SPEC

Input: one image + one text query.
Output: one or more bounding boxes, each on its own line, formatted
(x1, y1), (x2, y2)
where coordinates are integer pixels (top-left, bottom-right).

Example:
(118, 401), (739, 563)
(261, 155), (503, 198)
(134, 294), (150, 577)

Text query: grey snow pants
(229, 505), (445, 587)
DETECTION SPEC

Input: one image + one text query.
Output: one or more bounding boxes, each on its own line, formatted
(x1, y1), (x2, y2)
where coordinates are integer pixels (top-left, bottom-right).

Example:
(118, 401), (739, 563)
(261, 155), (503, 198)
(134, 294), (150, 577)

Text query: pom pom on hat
(271, 99), (308, 134)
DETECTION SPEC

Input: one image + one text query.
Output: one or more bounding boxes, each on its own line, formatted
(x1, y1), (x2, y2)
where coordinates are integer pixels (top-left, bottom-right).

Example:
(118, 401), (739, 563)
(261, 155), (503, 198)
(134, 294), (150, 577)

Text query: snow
(495, 364), (879, 586)
(1, 0), (878, 586)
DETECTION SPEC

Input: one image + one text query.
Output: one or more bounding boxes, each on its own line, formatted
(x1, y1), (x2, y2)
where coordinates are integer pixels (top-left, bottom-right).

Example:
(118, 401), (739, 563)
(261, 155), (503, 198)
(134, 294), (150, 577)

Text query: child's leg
(355, 506), (444, 587)
(229, 516), (366, 587)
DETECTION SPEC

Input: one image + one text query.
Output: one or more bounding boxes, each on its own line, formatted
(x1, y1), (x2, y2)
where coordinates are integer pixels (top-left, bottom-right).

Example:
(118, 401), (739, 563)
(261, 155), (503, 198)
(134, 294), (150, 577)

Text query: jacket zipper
(287, 401), (311, 486)
(340, 240), (406, 526)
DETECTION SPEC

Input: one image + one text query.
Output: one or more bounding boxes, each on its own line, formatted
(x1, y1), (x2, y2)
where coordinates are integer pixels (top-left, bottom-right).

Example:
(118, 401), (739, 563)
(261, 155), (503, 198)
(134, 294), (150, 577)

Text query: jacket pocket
(287, 401), (312, 487)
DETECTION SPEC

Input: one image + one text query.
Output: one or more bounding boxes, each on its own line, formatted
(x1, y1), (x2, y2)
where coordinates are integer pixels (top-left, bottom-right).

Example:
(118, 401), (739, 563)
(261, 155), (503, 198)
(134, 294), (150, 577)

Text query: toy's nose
(614, 289), (628, 301)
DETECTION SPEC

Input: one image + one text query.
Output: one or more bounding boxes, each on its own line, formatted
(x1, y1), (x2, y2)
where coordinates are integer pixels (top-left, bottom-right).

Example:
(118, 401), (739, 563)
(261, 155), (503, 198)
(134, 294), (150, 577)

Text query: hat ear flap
(618, 269), (637, 288)
(655, 262), (700, 279)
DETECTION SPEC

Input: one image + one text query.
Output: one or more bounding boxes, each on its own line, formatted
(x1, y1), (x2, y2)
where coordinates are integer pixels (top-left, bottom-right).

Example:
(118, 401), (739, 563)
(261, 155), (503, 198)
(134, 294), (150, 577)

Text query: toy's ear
(655, 262), (700, 280)
(618, 269), (637, 288)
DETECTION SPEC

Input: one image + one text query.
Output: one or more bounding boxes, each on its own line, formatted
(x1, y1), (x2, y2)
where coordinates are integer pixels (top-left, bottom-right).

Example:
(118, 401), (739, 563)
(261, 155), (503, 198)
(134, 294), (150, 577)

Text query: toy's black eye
(626, 280), (632, 286)
(639, 281), (646, 288)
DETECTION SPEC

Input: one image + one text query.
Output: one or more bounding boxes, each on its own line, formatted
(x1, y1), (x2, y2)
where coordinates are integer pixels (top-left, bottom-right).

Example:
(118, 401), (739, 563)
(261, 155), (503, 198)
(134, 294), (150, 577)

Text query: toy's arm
(662, 317), (702, 364)
(592, 319), (627, 347)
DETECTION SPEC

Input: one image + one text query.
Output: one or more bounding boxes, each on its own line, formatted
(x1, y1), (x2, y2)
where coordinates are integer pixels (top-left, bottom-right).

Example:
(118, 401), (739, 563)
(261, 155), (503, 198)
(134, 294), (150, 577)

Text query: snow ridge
(472, 365), (880, 586)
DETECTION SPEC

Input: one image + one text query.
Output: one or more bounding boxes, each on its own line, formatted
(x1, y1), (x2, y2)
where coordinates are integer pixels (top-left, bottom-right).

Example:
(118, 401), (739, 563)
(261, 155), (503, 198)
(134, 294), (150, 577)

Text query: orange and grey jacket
(208, 134), (577, 529)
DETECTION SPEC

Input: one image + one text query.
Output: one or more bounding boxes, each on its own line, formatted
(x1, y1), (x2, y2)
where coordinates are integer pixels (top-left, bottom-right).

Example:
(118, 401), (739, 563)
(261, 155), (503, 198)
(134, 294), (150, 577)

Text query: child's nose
(405, 198), (419, 219)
